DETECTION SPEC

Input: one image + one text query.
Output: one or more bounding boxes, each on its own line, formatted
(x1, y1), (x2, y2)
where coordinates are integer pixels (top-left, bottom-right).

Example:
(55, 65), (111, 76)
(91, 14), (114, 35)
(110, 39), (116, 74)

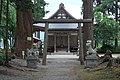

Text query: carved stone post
(42, 22), (48, 65)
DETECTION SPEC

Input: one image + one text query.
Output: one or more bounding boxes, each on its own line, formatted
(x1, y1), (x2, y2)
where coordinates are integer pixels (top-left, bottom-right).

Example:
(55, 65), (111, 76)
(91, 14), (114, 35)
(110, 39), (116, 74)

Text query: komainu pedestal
(85, 54), (99, 68)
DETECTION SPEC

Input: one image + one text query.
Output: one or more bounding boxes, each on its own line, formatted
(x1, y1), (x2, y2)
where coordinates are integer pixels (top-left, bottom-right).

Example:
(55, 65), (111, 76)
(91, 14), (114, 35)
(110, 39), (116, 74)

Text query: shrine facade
(47, 3), (78, 53)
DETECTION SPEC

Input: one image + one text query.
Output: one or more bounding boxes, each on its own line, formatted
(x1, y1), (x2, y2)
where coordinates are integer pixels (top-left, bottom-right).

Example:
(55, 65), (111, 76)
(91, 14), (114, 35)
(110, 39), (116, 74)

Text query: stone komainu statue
(86, 42), (98, 56)
(85, 41), (99, 68)
(37, 41), (43, 57)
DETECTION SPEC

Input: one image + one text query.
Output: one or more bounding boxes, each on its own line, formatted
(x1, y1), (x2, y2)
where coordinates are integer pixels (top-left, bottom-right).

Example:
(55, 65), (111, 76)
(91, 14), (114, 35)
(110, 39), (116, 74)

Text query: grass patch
(74, 65), (120, 80)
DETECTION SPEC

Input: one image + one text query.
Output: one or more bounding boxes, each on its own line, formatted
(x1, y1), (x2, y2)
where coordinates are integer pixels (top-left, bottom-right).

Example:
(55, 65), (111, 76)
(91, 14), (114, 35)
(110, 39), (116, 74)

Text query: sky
(44, 0), (83, 19)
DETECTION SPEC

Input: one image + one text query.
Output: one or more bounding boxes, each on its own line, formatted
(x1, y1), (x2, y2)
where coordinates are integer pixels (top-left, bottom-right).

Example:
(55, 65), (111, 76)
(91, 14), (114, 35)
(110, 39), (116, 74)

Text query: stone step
(47, 55), (79, 59)
(51, 51), (73, 55)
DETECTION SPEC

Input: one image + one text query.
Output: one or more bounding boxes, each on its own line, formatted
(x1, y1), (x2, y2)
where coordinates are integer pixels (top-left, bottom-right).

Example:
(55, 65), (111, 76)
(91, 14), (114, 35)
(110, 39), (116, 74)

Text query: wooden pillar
(54, 34), (56, 53)
(37, 31), (40, 39)
(42, 22), (48, 65)
(78, 23), (84, 65)
(34, 32), (37, 37)
(68, 34), (70, 53)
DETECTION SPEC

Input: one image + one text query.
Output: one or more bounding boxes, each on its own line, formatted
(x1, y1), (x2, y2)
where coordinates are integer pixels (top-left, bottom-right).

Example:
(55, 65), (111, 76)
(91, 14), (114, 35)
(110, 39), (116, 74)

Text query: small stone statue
(85, 40), (99, 68)
(26, 47), (40, 69)
(86, 41), (98, 56)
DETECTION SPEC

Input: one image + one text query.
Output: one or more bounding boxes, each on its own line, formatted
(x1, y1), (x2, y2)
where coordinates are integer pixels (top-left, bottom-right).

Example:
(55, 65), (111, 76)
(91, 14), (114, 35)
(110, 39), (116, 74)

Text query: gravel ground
(0, 55), (80, 80)
(39, 58), (80, 80)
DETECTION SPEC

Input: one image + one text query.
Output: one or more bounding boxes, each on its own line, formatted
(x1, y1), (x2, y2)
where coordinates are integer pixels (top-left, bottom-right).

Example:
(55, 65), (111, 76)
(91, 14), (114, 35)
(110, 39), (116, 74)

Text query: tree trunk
(83, 0), (93, 58)
(102, 40), (105, 46)
(94, 40), (97, 48)
(14, 9), (32, 58)
(0, 0), (2, 24)
(115, 1), (118, 49)
(3, 39), (5, 49)
(115, 38), (118, 49)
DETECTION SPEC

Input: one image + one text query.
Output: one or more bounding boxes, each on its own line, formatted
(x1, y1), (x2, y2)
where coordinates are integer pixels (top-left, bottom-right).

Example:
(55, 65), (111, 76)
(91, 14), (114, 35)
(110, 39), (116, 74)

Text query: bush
(0, 48), (2, 52)
(0, 53), (5, 65)
(9, 54), (16, 59)
(0, 59), (5, 65)
(0, 53), (16, 65)
(0, 53), (5, 60)
(97, 44), (114, 53)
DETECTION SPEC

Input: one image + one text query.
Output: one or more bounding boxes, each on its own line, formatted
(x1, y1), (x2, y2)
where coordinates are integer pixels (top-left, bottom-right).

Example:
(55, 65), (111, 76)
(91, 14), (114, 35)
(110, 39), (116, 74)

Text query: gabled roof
(48, 3), (76, 19)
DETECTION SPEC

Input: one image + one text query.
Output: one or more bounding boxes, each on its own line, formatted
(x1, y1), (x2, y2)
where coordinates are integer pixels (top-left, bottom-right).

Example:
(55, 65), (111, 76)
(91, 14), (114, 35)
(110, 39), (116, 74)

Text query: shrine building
(47, 3), (78, 53)
(33, 3), (82, 53)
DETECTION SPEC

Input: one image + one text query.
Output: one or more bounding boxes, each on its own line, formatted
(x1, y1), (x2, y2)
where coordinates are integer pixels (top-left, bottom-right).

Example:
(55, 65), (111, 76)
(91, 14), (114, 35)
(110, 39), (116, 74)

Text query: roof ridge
(48, 3), (76, 19)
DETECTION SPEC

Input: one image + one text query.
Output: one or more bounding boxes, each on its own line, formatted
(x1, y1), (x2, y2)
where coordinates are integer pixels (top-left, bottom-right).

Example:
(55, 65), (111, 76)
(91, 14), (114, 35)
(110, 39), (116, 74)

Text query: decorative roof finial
(59, 3), (65, 8)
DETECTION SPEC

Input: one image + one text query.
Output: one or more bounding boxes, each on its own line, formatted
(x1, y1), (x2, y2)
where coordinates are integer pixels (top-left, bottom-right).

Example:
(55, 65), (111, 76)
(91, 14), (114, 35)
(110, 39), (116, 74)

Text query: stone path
(0, 54), (80, 80)
(39, 55), (80, 80)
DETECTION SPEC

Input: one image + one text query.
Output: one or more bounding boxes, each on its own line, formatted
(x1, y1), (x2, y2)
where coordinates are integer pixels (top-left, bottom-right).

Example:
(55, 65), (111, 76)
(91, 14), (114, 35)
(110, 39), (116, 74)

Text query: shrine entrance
(33, 3), (92, 65)
(56, 34), (69, 52)
(48, 28), (78, 53)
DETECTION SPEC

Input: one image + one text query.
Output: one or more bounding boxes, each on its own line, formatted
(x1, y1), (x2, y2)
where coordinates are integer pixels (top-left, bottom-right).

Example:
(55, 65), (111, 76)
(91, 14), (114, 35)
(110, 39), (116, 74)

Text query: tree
(82, 0), (93, 57)
(33, 0), (49, 20)
(8, 2), (16, 48)
(14, 0), (47, 57)
(14, 0), (33, 57)
(0, 0), (2, 25)
(93, 0), (120, 49)
(0, 0), (16, 49)
(94, 12), (119, 45)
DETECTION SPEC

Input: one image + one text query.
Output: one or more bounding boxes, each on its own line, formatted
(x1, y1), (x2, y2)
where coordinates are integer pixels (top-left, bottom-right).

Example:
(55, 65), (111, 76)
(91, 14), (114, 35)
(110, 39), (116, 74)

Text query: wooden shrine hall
(33, 3), (92, 54)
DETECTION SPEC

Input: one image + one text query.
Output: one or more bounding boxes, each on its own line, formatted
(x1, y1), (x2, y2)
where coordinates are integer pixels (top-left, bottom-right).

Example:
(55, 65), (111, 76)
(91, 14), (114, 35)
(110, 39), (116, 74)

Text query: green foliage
(8, 54), (16, 59)
(33, 0), (49, 19)
(93, 0), (120, 48)
(0, 52), (5, 65)
(16, 0), (33, 11)
(0, 0), (16, 49)
(0, 0), (6, 41)
(94, 12), (119, 41)
(0, 53), (16, 60)
(0, 53), (5, 60)
(94, 0), (116, 15)
(99, 44), (114, 52)
(8, 3), (16, 31)
(0, 52), (16, 65)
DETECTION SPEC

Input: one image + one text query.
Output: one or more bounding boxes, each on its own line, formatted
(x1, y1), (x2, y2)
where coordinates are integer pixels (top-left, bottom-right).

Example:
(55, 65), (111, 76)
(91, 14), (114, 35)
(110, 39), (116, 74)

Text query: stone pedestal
(26, 55), (39, 69)
(85, 54), (98, 68)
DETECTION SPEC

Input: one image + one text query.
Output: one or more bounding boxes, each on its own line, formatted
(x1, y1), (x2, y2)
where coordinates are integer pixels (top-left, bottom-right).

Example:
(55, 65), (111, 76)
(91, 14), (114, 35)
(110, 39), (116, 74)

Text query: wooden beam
(48, 28), (79, 31)
(33, 25), (45, 31)
(33, 26), (79, 32)
(33, 19), (92, 23)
